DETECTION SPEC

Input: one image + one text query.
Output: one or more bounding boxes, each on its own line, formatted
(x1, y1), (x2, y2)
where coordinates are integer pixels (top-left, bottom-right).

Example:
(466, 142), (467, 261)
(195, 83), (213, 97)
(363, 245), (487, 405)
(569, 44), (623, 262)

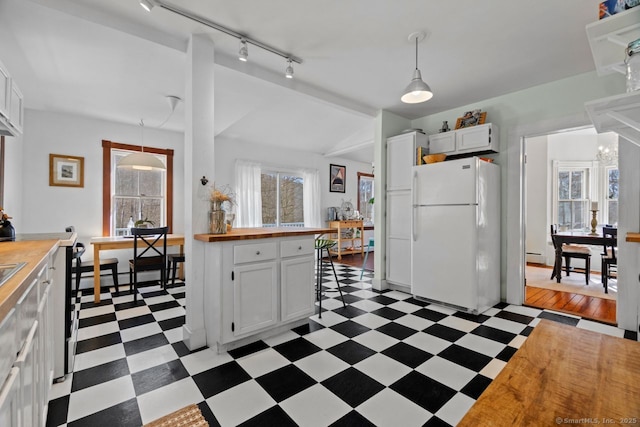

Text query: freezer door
(411, 205), (478, 310)
(413, 158), (477, 206)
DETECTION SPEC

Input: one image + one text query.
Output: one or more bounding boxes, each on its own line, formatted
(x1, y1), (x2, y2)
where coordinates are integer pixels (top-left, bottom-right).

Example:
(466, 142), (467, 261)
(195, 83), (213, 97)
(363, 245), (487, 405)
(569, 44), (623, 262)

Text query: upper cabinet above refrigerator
(0, 59), (24, 137)
(428, 123), (499, 157)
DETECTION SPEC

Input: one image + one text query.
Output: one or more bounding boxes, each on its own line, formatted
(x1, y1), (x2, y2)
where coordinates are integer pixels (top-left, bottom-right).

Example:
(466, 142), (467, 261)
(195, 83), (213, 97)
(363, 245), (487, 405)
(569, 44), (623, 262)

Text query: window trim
(102, 140), (174, 236)
(602, 164), (619, 226)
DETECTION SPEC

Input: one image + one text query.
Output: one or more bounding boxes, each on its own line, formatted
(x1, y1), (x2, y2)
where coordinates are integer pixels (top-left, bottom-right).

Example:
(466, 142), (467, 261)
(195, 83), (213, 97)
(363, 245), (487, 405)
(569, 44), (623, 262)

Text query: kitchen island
(194, 227), (333, 352)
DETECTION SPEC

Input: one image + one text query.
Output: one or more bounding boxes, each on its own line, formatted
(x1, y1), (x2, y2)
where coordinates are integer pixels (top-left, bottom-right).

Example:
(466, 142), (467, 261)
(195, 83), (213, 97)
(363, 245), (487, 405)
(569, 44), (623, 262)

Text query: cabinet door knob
(298, 246), (302, 250)
(256, 251), (261, 255)
(49, 266), (56, 270)
(42, 280), (51, 284)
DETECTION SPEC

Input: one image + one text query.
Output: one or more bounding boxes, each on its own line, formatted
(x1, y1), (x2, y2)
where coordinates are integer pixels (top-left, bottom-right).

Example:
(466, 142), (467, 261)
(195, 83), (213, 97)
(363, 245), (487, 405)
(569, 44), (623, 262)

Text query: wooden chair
(550, 224), (591, 284)
(129, 226), (168, 301)
(65, 226), (119, 295)
(601, 226), (617, 294)
(166, 254), (185, 287)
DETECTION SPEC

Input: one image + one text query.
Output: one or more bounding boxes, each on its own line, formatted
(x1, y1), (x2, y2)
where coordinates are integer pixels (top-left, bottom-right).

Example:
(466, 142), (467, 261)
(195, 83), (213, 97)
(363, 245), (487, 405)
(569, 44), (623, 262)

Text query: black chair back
(66, 225), (86, 261)
(602, 226), (617, 261)
(131, 226), (169, 291)
(550, 224), (559, 249)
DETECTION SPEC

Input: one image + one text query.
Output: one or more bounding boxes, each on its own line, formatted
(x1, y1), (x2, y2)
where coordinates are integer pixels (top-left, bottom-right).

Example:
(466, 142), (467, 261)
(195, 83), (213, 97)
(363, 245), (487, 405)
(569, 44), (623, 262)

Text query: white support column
(183, 34), (215, 350)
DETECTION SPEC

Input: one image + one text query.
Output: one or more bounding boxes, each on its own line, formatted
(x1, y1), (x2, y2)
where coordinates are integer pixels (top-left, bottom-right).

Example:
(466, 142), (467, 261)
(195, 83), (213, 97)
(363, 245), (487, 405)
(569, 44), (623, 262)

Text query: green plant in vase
(134, 217), (155, 228)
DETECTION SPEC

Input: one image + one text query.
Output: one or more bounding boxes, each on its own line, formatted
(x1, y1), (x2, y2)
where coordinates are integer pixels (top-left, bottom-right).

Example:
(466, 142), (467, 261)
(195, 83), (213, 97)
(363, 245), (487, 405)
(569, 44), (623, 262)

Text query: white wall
(525, 135), (548, 264)
(213, 137), (371, 223)
(2, 131), (24, 230)
(18, 109), (185, 275)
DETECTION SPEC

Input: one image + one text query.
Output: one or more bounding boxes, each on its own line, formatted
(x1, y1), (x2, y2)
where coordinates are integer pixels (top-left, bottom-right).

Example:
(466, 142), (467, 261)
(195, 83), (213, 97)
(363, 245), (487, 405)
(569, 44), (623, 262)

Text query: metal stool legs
(316, 243), (346, 318)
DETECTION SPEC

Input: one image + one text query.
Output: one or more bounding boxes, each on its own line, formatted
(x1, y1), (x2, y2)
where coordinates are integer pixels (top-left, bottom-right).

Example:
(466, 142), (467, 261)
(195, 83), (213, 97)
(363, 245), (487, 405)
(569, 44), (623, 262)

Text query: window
(261, 170), (304, 227)
(605, 166), (619, 226)
(357, 172), (374, 223)
(552, 161), (593, 231)
(102, 140), (174, 236)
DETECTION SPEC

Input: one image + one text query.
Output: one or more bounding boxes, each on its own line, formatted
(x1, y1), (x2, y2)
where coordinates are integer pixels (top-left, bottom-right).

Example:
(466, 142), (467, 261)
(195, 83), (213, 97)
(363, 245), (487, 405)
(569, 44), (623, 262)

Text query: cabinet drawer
(338, 220), (362, 228)
(16, 280), (38, 351)
(0, 309), (17, 388)
(281, 239), (314, 258)
(428, 132), (456, 154)
(234, 242), (277, 264)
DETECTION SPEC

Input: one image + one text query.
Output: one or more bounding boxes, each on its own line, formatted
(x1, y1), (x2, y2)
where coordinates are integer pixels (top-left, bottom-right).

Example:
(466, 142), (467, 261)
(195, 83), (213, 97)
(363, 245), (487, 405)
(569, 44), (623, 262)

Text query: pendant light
(118, 120), (166, 171)
(401, 32), (433, 104)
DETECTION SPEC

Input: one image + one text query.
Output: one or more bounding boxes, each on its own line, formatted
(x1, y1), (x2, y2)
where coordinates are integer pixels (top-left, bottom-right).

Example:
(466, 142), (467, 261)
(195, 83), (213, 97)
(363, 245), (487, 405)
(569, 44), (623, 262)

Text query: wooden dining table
(89, 234), (185, 303)
(552, 230), (616, 283)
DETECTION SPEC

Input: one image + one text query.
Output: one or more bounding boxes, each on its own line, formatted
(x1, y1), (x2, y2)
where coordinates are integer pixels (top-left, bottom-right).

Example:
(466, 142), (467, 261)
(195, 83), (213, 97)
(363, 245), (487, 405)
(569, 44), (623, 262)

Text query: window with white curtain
(261, 170), (304, 227)
(604, 166), (619, 226)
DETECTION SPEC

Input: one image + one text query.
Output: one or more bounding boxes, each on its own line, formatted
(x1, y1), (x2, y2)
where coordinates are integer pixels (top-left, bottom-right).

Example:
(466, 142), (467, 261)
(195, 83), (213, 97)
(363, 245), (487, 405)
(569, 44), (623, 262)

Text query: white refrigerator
(411, 157), (500, 314)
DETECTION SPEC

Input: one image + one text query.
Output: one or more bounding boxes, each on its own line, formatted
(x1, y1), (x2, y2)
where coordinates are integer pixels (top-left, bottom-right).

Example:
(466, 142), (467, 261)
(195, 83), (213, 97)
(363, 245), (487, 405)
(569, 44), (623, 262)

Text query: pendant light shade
(117, 119), (166, 171)
(401, 32), (433, 104)
(118, 152), (166, 171)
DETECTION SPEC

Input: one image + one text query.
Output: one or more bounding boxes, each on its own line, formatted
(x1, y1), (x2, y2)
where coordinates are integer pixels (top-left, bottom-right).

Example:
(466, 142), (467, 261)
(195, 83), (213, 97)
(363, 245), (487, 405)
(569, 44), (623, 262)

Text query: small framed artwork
(455, 109), (487, 129)
(49, 154), (84, 187)
(329, 164), (346, 193)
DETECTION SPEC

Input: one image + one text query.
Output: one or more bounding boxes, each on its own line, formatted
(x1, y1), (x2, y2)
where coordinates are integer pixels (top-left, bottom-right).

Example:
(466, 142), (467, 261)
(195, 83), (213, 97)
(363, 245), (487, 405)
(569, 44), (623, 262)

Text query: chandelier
(596, 144), (618, 164)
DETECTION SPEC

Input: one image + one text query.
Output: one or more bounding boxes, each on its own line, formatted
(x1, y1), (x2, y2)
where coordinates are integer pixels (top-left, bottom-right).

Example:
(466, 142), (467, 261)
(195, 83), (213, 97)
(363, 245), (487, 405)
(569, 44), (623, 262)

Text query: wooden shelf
(585, 90), (640, 146)
(327, 220), (364, 260)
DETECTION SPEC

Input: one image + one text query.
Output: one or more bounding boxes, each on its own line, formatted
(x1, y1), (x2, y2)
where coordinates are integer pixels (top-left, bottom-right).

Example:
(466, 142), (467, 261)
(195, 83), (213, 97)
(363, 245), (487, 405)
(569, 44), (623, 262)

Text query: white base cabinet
(0, 368), (20, 427)
(203, 235), (316, 352)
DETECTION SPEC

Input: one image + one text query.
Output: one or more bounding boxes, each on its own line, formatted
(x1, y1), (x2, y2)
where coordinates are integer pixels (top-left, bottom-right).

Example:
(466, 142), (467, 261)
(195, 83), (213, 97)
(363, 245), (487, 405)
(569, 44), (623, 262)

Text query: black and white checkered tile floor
(46, 263), (637, 427)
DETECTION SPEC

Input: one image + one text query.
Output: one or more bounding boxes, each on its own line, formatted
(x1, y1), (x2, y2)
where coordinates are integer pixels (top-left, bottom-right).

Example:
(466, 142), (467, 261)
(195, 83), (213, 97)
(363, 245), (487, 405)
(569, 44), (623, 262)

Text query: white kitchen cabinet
(0, 368), (20, 427)
(0, 59), (23, 137)
(586, 7), (640, 76)
(9, 82), (23, 135)
(387, 131), (427, 190)
(386, 131), (426, 289)
(15, 321), (40, 427)
(233, 262), (278, 336)
(428, 123), (498, 156)
(281, 239), (315, 322)
(0, 61), (10, 122)
(203, 234), (318, 352)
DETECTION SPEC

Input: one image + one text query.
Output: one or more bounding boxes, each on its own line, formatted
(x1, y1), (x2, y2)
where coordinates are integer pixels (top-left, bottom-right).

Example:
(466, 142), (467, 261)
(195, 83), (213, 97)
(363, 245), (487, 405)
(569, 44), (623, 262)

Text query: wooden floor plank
(524, 286), (616, 325)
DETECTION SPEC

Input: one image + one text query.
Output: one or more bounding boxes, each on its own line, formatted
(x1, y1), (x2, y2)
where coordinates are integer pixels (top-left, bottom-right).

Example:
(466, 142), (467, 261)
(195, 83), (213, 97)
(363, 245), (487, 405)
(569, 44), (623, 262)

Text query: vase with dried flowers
(0, 207), (15, 241)
(210, 184), (235, 234)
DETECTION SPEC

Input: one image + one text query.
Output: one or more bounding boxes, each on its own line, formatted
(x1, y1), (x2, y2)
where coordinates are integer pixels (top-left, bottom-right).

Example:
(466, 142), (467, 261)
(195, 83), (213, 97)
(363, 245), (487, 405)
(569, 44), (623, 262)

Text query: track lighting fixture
(139, 0), (154, 12)
(285, 59), (294, 79)
(401, 31), (433, 104)
(140, 0), (302, 74)
(238, 39), (248, 62)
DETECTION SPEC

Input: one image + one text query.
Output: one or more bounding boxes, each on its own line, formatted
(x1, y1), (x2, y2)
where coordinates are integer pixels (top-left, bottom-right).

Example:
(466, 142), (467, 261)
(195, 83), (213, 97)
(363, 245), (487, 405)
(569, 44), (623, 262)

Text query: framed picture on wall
(49, 153), (84, 187)
(330, 164), (346, 193)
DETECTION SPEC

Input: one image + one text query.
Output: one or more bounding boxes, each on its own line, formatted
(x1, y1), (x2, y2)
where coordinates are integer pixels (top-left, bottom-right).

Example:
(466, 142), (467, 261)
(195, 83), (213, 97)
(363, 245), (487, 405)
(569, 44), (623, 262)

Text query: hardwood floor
(525, 286), (616, 325)
(328, 251), (374, 271)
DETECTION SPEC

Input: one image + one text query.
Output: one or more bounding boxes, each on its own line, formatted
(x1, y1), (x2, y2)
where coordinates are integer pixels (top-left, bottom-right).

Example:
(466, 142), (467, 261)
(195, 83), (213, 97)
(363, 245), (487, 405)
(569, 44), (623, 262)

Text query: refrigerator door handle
(412, 170), (418, 207)
(412, 171), (418, 242)
(412, 206), (417, 242)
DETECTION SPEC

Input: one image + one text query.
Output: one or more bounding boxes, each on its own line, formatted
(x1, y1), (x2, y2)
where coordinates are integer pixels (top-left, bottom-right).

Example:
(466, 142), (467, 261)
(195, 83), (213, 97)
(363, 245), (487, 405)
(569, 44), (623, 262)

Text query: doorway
(523, 127), (618, 324)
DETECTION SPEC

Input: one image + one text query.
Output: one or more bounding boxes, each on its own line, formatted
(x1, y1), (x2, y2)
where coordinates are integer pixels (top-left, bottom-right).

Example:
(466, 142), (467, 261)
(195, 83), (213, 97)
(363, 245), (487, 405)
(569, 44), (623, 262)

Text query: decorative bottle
(127, 216), (135, 235)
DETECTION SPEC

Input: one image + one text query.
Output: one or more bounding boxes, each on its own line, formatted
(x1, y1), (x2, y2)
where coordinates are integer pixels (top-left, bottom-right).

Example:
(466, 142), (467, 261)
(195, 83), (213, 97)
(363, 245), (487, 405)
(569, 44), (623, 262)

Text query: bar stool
(360, 237), (374, 280)
(315, 239), (346, 318)
(166, 254), (186, 286)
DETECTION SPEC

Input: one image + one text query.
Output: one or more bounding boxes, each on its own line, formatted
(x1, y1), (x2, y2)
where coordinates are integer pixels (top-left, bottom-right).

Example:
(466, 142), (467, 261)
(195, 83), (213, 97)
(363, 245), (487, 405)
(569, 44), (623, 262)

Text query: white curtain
(303, 169), (322, 227)
(235, 160), (263, 227)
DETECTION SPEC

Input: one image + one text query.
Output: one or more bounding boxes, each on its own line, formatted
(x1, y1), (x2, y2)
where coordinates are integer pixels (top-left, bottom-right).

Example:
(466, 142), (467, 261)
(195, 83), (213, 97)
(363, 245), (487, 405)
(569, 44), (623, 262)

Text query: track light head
(238, 39), (248, 62)
(285, 59), (294, 79)
(140, 0), (154, 12)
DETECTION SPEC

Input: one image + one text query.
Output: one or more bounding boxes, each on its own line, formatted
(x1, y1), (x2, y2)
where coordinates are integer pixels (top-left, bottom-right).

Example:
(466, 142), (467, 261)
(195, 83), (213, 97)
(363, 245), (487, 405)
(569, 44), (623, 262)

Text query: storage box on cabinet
(428, 123), (498, 156)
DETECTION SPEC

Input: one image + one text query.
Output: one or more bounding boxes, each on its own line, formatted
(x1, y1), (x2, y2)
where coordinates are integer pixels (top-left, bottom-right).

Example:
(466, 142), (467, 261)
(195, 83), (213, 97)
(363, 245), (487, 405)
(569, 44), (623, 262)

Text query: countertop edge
(194, 227), (335, 242)
(0, 239), (62, 323)
(626, 232), (640, 243)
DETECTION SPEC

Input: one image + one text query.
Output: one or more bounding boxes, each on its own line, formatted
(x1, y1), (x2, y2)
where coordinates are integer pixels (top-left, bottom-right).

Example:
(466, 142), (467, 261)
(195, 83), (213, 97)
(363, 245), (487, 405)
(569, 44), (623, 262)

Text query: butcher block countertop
(194, 227), (335, 242)
(0, 239), (58, 323)
(458, 319), (640, 426)
(626, 232), (640, 243)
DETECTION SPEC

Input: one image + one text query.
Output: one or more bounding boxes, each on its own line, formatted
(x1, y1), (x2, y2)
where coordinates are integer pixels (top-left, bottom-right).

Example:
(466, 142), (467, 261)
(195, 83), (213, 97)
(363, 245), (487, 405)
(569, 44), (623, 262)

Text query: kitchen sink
(0, 262), (26, 288)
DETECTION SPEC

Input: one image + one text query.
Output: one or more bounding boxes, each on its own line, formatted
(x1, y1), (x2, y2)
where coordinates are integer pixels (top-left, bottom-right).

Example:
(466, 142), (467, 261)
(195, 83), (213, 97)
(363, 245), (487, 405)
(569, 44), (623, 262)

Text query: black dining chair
(129, 226), (168, 301)
(550, 224), (591, 284)
(601, 226), (617, 294)
(66, 226), (120, 295)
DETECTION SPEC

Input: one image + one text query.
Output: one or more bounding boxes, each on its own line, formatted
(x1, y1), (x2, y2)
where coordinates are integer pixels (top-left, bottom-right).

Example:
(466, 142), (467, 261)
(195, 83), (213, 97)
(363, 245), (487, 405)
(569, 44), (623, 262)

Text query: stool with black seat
(601, 226), (617, 294)
(66, 226), (120, 295)
(166, 253), (185, 287)
(129, 226), (168, 302)
(360, 237), (374, 280)
(315, 238), (346, 318)
(550, 224), (591, 285)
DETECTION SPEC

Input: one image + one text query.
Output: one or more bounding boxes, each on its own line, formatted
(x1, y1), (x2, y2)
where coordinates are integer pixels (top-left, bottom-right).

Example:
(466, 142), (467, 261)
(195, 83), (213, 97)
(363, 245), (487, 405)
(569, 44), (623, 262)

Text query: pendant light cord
(415, 36), (419, 71)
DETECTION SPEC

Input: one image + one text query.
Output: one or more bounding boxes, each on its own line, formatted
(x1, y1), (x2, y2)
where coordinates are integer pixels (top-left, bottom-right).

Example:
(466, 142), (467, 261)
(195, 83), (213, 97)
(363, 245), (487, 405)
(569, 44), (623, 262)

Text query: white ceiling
(0, 0), (601, 163)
